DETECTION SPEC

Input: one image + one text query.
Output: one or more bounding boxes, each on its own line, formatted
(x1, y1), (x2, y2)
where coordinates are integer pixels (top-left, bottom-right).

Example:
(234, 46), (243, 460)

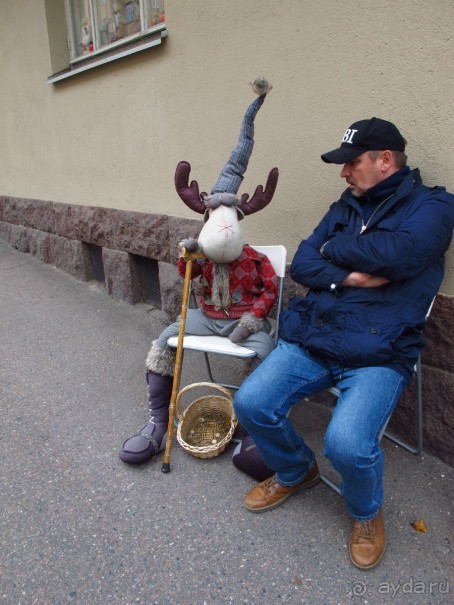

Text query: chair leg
(320, 474), (342, 496)
(203, 352), (240, 391)
(203, 352), (216, 382)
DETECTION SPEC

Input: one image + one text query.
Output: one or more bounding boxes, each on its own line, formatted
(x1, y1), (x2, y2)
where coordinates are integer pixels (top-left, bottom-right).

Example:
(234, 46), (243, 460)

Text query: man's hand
(341, 272), (390, 288)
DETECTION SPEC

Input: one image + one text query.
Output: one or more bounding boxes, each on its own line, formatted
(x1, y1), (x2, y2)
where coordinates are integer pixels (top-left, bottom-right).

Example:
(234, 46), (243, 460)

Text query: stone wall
(1, 195), (452, 467)
(0, 196), (202, 321)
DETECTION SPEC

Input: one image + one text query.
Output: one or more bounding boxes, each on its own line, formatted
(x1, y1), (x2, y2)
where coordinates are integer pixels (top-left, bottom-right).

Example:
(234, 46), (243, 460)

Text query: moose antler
(238, 167), (279, 215)
(176, 162), (279, 217)
(174, 161), (206, 215)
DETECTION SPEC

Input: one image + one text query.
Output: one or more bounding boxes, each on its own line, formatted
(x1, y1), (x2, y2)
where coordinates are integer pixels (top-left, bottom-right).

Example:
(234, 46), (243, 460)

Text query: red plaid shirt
(178, 245), (278, 320)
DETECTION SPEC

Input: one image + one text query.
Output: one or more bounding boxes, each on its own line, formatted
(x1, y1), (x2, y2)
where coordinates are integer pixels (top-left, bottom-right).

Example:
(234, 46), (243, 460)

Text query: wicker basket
(176, 382), (238, 459)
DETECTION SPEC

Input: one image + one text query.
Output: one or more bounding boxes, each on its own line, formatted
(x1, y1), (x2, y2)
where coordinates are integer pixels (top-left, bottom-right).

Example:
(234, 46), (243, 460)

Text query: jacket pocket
(279, 297), (311, 342)
(339, 313), (404, 366)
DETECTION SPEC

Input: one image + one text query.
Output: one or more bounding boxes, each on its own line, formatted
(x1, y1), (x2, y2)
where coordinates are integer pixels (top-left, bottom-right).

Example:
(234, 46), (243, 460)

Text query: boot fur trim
(145, 341), (176, 376)
(238, 312), (263, 334)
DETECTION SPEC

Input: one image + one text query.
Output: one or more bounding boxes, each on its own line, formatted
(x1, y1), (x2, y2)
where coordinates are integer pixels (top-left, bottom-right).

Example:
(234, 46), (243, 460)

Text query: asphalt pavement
(0, 237), (452, 605)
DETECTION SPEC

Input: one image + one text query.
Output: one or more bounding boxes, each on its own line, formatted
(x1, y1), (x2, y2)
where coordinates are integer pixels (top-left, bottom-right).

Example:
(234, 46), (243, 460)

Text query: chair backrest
(251, 245), (287, 278)
(251, 245), (287, 344)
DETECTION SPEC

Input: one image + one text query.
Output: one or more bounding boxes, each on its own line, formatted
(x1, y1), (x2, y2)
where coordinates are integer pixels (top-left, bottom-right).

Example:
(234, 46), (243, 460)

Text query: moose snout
(198, 205), (244, 263)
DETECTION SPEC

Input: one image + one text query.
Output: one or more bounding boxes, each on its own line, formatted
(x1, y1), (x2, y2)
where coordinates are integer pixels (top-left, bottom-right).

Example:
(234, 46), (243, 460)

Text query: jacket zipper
(360, 194), (394, 234)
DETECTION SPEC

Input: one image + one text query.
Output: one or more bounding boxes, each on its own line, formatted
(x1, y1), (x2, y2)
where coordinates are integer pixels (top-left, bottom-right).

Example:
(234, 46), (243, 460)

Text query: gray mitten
(178, 238), (200, 255)
(229, 313), (263, 344)
(229, 325), (251, 343)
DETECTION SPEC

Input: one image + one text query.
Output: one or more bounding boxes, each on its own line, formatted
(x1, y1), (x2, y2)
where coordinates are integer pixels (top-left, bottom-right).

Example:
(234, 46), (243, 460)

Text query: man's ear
(381, 150), (394, 172)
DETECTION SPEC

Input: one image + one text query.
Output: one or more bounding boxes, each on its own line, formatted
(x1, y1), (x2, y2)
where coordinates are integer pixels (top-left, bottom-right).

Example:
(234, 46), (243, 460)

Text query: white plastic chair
(167, 245), (287, 390)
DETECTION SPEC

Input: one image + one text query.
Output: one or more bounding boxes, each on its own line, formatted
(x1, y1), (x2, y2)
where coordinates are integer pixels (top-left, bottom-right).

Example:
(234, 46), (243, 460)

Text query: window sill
(47, 28), (167, 84)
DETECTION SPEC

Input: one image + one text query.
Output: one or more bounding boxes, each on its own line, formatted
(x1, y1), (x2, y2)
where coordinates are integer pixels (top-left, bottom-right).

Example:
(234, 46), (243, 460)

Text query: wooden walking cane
(161, 248), (204, 473)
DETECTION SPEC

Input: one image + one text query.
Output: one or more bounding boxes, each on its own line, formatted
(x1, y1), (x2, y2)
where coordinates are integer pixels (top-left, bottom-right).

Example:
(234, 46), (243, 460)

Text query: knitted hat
(210, 78), (273, 196)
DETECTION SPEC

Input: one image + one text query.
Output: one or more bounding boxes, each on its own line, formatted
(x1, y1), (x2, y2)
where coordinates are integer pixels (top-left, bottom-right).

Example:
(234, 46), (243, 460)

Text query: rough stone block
(158, 260), (184, 323)
(387, 366), (453, 466)
(0, 222), (30, 252)
(50, 235), (91, 281)
(168, 217), (203, 264)
(28, 229), (52, 264)
(102, 248), (141, 304)
(422, 295), (454, 373)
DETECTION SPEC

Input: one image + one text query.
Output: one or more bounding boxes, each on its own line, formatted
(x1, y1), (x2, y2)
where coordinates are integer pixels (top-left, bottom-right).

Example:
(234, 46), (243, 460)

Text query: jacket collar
(365, 166), (411, 202)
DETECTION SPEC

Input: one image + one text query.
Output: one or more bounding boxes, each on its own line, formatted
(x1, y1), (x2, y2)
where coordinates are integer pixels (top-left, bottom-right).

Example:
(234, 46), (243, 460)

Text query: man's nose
(340, 164), (349, 178)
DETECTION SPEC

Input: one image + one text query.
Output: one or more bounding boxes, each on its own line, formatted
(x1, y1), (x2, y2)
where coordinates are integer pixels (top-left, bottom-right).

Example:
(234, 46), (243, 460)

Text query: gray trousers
(156, 308), (275, 364)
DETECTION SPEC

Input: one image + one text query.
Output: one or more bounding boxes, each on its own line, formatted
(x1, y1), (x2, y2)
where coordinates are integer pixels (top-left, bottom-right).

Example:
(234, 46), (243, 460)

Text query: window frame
(48, 0), (166, 84)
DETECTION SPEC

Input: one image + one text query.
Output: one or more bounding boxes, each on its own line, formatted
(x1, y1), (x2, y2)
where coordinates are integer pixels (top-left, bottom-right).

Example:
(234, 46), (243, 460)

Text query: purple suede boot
(119, 371), (173, 464)
(232, 435), (274, 482)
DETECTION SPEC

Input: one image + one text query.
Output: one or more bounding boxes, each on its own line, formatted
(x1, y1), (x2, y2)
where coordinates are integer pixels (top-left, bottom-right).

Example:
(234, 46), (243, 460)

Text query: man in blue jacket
(233, 117), (454, 570)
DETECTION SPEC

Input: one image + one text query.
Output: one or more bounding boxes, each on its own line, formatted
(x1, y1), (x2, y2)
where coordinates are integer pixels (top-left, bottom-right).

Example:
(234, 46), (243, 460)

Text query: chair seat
(167, 335), (257, 357)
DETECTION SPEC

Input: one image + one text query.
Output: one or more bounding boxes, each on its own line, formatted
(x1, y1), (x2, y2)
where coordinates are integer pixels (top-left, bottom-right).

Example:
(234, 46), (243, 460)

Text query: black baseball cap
(321, 117), (406, 164)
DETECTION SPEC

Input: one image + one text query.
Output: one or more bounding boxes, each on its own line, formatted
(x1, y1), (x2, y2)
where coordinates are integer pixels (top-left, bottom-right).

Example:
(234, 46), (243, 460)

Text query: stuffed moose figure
(120, 79), (279, 468)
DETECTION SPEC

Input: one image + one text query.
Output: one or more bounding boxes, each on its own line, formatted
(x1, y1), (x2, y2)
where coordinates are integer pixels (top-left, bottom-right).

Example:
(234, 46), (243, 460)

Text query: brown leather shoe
(349, 508), (386, 570)
(243, 462), (320, 513)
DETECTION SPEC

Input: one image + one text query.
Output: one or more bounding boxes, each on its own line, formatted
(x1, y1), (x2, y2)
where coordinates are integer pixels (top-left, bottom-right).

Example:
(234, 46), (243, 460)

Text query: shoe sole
(243, 473), (321, 513)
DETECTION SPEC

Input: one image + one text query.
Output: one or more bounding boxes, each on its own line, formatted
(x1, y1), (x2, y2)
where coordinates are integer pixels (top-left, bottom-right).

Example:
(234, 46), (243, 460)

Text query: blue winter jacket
(279, 168), (454, 380)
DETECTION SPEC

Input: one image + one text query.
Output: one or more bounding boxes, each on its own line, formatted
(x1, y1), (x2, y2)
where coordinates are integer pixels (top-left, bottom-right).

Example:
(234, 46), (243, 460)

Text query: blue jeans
(233, 339), (409, 521)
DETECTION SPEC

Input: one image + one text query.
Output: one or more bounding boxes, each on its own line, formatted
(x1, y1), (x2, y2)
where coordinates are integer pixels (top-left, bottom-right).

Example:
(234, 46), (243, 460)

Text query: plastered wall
(1, 0), (453, 290)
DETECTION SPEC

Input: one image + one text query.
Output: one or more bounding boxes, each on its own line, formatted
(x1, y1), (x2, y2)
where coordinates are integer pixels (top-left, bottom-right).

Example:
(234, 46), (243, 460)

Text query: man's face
(340, 152), (385, 197)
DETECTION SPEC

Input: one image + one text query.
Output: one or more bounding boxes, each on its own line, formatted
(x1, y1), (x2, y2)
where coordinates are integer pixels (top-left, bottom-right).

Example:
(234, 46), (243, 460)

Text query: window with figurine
(65, 0), (165, 62)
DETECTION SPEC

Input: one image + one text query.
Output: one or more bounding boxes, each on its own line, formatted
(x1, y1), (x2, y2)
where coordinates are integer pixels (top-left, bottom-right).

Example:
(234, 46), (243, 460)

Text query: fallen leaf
(411, 519), (428, 532)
